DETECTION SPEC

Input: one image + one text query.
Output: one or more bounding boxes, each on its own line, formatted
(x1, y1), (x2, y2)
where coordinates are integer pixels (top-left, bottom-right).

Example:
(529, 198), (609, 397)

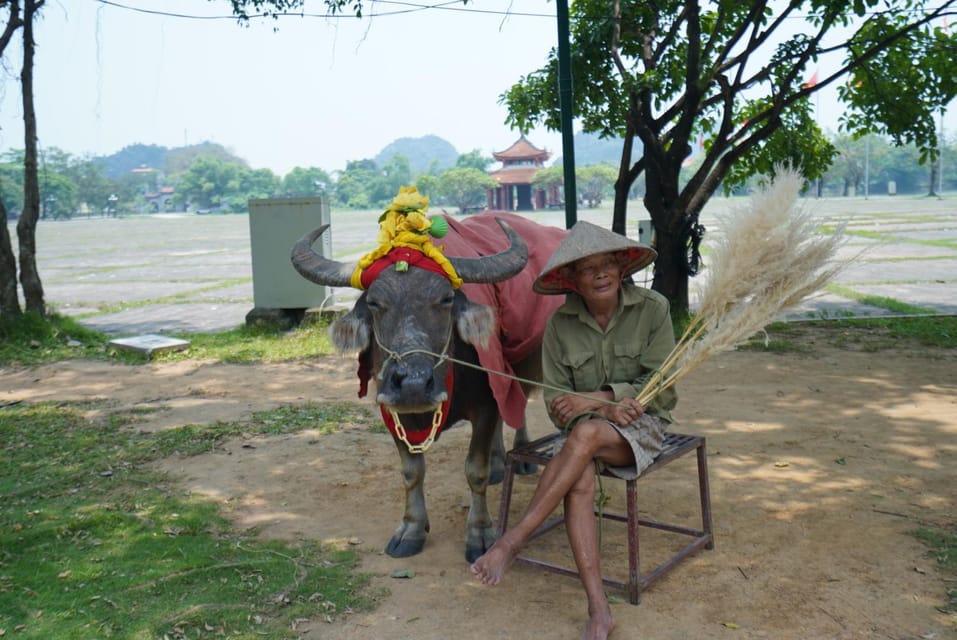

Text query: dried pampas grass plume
(637, 166), (848, 407)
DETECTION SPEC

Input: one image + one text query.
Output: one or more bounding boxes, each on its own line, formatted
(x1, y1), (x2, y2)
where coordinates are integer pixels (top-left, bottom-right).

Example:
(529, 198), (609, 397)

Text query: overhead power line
(92, 0), (557, 21)
(91, 0), (956, 29)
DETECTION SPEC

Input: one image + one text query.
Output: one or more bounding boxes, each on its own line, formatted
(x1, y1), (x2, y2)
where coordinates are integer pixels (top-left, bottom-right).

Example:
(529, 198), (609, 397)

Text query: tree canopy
(430, 167), (497, 214)
(500, 0), (957, 311)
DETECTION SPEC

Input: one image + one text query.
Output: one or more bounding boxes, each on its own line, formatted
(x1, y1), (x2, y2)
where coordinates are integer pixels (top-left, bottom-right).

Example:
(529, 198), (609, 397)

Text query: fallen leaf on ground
(391, 568), (416, 579)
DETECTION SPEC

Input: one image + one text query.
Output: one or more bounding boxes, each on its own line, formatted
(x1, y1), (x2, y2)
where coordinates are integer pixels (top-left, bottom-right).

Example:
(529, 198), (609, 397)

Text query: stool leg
(497, 455), (517, 536)
(696, 441), (715, 550)
(626, 477), (640, 604)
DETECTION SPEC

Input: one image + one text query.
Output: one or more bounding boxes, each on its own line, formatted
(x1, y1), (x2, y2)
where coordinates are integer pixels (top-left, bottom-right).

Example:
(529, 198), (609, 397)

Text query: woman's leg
(470, 420), (631, 585)
(564, 467), (614, 640)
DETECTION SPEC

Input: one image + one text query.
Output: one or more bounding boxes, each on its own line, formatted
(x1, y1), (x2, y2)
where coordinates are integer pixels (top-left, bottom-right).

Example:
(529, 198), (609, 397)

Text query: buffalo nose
(389, 365), (435, 398)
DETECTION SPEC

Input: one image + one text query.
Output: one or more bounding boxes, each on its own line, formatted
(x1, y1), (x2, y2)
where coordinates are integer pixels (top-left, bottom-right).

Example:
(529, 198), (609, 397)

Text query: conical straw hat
(533, 221), (656, 295)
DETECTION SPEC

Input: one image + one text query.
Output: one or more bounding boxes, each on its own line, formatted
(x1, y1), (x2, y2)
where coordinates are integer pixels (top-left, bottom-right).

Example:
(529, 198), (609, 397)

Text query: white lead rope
(368, 336), (660, 453)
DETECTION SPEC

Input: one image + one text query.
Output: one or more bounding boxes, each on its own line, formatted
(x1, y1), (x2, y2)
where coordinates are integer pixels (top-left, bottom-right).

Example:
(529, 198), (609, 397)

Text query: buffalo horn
(290, 224), (356, 287)
(448, 218), (529, 284)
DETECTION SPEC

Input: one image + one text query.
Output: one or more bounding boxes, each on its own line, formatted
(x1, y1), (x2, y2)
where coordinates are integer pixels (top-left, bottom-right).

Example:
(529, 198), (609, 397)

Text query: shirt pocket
(613, 342), (644, 383)
(561, 350), (598, 391)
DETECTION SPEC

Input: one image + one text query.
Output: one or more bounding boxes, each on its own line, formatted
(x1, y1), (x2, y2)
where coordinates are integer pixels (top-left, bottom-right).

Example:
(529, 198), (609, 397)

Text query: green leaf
(390, 568), (416, 579)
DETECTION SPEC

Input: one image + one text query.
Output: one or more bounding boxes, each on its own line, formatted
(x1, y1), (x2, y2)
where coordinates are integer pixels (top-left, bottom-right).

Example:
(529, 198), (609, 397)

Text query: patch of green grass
(913, 526), (957, 613)
(0, 313), (336, 367)
(0, 312), (109, 365)
(857, 255), (957, 264)
(835, 227), (957, 250)
(150, 402), (373, 458)
(734, 317), (957, 353)
(831, 316), (957, 349)
(154, 321), (335, 364)
(0, 401), (379, 639)
(826, 284), (938, 315)
(734, 322), (815, 353)
(737, 337), (813, 353)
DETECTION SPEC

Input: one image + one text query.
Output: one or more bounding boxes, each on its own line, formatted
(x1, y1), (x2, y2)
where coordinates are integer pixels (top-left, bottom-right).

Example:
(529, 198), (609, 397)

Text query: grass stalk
(637, 167), (847, 408)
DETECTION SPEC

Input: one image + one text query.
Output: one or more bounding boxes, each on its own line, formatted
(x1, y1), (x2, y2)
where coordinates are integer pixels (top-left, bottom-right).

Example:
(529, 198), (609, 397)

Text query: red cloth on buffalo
(442, 213), (566, 429)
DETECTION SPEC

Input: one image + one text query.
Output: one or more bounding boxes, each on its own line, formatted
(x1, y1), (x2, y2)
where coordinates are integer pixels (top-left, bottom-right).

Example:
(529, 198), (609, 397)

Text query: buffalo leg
(489, 419), (507, 485)
(489, 421), (537, 482)
(509, 422), (537, 476)
(385, 443), (430, 558)
(510, 347), (543, 476)
(487, 345), (541, 481)
(464, 406), (499, 563)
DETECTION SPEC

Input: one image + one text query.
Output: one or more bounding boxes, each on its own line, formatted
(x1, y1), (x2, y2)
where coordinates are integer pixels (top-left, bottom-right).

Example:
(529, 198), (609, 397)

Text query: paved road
(22, 195), (957, 336)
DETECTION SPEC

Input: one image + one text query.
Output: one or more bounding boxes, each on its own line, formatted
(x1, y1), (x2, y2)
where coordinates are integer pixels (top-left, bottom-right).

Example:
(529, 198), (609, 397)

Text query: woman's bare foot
(581, 608), (615, 640)
(469, 537), (517, 586)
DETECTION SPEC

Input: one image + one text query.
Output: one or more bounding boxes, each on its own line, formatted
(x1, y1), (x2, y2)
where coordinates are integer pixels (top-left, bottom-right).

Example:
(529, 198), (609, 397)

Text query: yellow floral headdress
(350, 186), (461, 289)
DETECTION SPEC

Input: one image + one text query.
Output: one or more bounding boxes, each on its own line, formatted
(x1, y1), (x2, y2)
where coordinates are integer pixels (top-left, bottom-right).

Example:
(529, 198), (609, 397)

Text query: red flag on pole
(802, 70), (818, 90)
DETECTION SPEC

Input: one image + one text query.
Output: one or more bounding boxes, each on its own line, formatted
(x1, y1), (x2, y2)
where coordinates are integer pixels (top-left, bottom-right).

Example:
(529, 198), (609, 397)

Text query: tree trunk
(642, 154), (694, 314)
(0, 198), (21, 317)
(0, 3), (23, 318)
(646, 200), (693, 313)
(16, 0), (44, 316)
(611, 128), (636, 235)
(649, 224), (690, 313)
(612, 179), (629, 235)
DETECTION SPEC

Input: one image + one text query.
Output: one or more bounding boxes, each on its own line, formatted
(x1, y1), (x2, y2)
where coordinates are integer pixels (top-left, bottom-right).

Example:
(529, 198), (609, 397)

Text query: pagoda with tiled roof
(486, 135), (559, 211)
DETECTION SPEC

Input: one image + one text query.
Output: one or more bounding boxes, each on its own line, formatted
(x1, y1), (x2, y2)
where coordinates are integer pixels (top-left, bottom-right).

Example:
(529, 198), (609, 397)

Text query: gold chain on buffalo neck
(389, 405), (445, 454)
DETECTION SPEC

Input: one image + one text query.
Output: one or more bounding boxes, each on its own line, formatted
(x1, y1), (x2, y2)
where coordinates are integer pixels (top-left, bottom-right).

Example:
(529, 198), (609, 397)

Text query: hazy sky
(1, 1), (953, 177)
(1, 0), (568, 175)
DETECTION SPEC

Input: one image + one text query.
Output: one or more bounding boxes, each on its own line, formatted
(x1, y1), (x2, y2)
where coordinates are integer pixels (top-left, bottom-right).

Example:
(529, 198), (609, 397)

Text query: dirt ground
(3, 327), (955, 640)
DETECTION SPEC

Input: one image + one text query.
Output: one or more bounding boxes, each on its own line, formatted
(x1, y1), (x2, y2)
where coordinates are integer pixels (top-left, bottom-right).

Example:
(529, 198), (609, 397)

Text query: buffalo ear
(452, 290), (495, 349)
(330, 292), (371, 353)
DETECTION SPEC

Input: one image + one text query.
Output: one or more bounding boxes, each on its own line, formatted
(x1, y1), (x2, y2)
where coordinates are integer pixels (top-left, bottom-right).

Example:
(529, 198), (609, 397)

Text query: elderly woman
(471, 221), (677, 640)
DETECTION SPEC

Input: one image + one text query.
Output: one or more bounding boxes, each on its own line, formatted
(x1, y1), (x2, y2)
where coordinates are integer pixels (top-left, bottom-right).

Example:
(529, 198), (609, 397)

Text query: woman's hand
(550, 393), (644, 427)
(597, 397), (645, 427)
(549, 393), (600, 427)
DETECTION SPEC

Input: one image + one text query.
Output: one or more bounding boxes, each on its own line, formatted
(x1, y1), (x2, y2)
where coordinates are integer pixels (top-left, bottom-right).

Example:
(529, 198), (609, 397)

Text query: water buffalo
(291, 212), (565, 562)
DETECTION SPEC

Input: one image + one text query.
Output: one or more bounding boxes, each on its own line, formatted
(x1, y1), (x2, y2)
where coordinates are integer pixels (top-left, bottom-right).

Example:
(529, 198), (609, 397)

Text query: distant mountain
(92, 135), (525, 180)
(165, 142), (247, 174)
(95, 142), (246, 179)
(374, 135), (459, 174)
(96, 143), (168, 179)
(552, 131), (641, 167)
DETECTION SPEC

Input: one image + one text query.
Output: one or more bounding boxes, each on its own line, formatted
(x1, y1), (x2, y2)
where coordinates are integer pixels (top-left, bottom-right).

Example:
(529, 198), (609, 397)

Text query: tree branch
(0, 0), (23, 55)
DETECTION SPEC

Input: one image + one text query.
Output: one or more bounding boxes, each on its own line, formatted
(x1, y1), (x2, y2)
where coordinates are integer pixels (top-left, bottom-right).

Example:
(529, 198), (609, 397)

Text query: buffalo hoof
(386, 535), (426, 558)
(488, 468), (504, 486)
(465, 544), (485, 565)
(465, 526), (499, 564)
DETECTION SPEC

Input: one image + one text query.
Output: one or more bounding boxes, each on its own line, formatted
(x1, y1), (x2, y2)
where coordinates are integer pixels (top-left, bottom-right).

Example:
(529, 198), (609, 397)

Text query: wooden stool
(496, 431), (714, 604)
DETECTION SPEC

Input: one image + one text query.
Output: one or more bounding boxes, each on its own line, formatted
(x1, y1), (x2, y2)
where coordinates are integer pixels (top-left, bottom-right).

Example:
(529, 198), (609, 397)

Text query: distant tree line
(2, 132), (955, 222)
(668, 132), (957, 198)
(0, 145), (494, 218)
